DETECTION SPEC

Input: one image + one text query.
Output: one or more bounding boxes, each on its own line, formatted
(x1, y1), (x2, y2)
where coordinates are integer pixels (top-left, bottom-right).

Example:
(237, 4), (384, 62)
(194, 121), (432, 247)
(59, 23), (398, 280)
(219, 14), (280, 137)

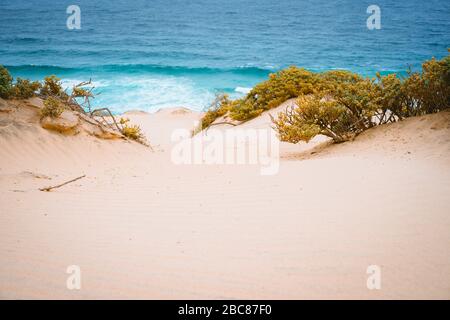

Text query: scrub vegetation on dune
(0, 66), (149, 145)
(198, 51), (450, 143)
(119, 117), (146, 145)
(40, 97), (64, 119)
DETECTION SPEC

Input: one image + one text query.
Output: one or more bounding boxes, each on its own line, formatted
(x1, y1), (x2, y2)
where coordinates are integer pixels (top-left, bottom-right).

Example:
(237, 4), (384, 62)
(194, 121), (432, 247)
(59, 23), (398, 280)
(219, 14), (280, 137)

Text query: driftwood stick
(208, 121), (238, 127)
(205, 121), (238, 135)
(91, 108), (122, 132)
(39, 175), (86, 192)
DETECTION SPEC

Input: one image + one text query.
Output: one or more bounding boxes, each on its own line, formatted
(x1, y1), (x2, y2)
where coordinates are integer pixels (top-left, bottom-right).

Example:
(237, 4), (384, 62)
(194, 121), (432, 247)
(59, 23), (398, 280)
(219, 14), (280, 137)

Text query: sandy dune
(0, 98), (449, 299)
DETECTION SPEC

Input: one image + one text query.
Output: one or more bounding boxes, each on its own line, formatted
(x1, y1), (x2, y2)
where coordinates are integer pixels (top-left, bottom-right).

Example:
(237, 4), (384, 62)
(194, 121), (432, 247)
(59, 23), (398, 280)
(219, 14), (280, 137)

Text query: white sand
(0, 99), (449, 299)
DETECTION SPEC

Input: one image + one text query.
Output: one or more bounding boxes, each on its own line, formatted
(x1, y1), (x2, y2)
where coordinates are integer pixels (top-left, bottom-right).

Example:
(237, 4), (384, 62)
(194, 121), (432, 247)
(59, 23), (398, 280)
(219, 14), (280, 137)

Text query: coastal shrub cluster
(0, 65), (40, 99)
(197, 93), (233, 131)
(40, 75), (68, 99)
(0, 65), (67, 100)
(40, 97), (64, 119)
(0, 65), (150, 146)
(198, 68), (362, 128)
(199, 67), (323, 127)
(0, 65), (69, 119)
(10, 78), (42, 99)
(199, 52), (450, 143)
(274, 54), (449, 144)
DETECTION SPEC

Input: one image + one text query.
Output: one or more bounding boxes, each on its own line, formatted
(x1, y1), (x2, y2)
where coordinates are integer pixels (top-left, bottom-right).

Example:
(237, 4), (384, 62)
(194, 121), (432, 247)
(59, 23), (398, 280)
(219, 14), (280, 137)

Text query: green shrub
(197, 51), (449, 142)
(402, 56), (450, 115)
(273, 52), (450, 144)
(374, 73), (404, 121)
(374, 54), (450, 120)
(40, 97), (64, 118)
(271, 76), (393, 144)
(230, 67), (320, 121)
(71, 86), (93, 98)
(333, 77), (380, 130)
(271, 80), (380, 144)
(0, 65), (13, 99)
(200, 93), (232, 128)
(321, 70), (363, 85)
(0, 65), (40, 99)
(40, 75), (68, 99)
(10, 78), (41, 99)
(198, 67), (372, 127)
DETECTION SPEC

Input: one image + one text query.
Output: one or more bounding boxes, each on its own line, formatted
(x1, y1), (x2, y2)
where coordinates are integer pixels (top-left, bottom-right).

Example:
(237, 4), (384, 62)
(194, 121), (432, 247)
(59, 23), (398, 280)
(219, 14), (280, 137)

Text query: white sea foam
(235, 87), (252, 94)
(65, 75), (215, 113)
(61, 79), (105, 90)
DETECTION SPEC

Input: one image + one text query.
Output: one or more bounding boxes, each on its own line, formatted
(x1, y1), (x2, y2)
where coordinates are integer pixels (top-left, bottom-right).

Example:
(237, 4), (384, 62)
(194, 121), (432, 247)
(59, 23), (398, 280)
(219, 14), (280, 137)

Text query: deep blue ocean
(1, 0), (449, 112)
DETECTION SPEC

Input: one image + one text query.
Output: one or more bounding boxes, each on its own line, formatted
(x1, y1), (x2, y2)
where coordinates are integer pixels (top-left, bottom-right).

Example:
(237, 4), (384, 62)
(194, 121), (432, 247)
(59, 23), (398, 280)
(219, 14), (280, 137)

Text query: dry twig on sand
(204, 121), (238, 135)
(39, 175), (86, 192)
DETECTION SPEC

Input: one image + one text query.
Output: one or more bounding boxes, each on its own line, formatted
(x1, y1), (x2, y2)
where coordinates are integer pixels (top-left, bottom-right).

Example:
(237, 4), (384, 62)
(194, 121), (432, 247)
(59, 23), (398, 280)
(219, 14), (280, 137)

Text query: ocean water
(1, 0), (449, 113)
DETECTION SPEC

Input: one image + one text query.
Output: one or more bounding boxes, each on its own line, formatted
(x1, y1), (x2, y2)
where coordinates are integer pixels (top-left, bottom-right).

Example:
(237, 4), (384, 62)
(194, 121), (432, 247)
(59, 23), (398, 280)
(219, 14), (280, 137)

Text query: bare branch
(39, 175), (86, 192)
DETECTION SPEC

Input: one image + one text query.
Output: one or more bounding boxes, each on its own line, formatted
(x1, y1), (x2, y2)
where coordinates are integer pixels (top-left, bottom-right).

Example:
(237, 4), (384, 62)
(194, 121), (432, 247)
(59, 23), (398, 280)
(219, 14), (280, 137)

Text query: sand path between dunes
(0, 105), (449, 299)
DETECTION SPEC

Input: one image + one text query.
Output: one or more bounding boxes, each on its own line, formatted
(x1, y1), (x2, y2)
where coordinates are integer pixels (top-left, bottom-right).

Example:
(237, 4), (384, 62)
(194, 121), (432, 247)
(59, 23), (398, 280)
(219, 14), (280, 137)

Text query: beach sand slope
(0, 99), (449, 299)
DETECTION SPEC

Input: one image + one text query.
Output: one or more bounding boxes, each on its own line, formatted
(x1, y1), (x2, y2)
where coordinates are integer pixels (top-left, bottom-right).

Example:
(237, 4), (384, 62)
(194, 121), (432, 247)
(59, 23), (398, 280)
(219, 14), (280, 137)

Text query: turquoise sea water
(1, 0), (449, 112)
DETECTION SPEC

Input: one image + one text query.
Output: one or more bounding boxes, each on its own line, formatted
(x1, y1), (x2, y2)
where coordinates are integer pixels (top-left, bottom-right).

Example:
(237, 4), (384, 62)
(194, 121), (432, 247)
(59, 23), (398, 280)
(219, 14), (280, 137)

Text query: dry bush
(119, 117), (146, 144)
(40, 75), (68, 99)
(193, 93), (232, 135)
(273, 53), (450, 144)
(71, 86), (93, 99)
(198, 52), (449, 140)
(272, 94), (360, 143)
(10, 78), (41, 99)
(230, 67), (320, 121)
(122, 124), (144, 140)
(198, 67), (369, 127)
(40, 97), (64, 119)
(195, 67), (323, 130)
